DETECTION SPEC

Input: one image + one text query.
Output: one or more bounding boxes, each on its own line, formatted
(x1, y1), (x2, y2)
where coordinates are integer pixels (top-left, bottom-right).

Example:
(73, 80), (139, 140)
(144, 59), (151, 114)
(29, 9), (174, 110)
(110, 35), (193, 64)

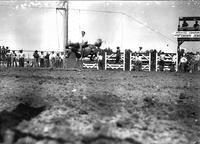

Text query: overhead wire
(0, 2), (179, 47)
(69, 8), (177, 45)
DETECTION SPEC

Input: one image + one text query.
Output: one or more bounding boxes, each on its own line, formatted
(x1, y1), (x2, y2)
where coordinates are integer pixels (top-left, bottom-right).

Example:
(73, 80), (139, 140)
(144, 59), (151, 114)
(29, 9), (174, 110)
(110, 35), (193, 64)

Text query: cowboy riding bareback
(66, 31), (103, 61)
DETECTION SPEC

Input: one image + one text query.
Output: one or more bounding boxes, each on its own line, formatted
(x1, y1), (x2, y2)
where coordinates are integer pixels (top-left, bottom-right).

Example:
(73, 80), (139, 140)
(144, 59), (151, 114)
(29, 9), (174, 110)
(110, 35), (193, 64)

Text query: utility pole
(56, 0), (68, 68)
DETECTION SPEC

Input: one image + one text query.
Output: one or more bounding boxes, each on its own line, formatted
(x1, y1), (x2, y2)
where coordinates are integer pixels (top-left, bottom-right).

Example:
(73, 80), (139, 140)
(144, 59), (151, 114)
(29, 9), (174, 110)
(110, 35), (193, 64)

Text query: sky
(0, 0), (200, 53)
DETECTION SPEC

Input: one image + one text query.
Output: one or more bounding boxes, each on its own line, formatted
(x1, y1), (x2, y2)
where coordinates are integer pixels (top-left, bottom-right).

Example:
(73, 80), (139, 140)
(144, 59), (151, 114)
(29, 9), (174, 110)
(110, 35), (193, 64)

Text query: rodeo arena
(0, 1), (200, 144)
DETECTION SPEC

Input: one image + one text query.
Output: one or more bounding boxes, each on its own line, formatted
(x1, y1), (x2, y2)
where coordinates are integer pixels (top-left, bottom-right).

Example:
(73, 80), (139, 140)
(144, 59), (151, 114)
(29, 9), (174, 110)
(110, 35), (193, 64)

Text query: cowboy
(78, 31), (88, 57)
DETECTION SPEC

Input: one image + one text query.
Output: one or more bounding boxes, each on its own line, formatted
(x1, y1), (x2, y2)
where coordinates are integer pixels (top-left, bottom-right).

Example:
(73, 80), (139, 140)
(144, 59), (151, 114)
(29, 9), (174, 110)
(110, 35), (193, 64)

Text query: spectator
(170, 54), (177, 72)
(18, 50), (25, 67)
(193, 20), (199, 29)
(179, 54), (188, 72)
(182, 20), (188, 27)
(115, 46), (121, 64)
(195, 52), (200, 71)
(50, 51), (56, 68)
(6, 49), (12, 67)
(40, 51), (45, 67)
(97, 50), (103, 70)
(33, 50), (40, 67)
(55, 53), (60, 68)
(11, 51), (17, 67)
(159, 52), (165, 71)
(1, 46), (6, 66)
(45, 52), (50, 67)
(135, 53), (142, 71)
(60, 52), (65, 68)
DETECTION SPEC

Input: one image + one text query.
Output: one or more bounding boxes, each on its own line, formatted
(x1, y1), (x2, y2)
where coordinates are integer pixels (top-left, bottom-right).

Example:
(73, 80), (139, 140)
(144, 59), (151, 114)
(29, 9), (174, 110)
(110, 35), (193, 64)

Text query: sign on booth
(173, 31), (200, 38)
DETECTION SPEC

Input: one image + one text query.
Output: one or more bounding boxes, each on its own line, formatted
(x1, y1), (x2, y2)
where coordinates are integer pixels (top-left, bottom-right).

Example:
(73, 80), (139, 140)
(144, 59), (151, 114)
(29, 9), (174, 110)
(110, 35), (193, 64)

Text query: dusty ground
(0, 67), (200, 144)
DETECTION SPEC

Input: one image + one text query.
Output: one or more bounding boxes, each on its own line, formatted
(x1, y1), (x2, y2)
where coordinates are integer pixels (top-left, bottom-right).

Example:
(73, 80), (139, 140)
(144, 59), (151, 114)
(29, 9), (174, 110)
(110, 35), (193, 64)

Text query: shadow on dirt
(0, 103), (45, 142)
(82, 134), (142, 144)
(83, 91), (122, 117)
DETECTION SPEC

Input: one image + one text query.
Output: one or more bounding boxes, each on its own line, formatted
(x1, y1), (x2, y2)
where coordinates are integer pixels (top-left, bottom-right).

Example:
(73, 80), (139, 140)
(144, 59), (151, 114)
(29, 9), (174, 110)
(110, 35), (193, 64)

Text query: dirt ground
(0, 67), (200, 144)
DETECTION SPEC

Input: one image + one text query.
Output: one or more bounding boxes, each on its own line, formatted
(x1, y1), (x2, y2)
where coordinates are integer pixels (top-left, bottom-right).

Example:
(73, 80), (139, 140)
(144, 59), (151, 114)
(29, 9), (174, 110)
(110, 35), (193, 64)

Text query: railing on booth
(105, 52), (125, 70)
(155, 52), (177, 71)
(129, 52), (151, 71)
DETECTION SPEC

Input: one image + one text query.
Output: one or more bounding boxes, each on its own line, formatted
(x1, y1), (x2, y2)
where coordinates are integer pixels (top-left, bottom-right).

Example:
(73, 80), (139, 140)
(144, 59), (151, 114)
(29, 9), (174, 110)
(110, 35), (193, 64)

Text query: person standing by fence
(6, 49), (12, 67)
(11, 51), (17, 67)
(50, 51), (56, 68)
(179, 54), (187, 72)
(18, 50), (25, 67)
(115, 46), (121, 64)
(55, 53), (60, 68)
(60, 52), (64, 68)
(33, 50), (40, 67)
(40, 51), (45, 67)
(44, 52), (50, 67)
(135, 53), (142, 71)
(159, 52), (165, 71)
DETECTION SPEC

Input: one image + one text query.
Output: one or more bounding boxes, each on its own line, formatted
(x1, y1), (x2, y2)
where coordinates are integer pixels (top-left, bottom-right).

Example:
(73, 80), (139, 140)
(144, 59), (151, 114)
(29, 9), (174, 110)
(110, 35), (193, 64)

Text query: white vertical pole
(105, 52), (107, 70)
(149, 52), (151, 71)
(63, 1), (68, 68)
(129, 52), (131, 71)
(176, 52), (178, 72)
(123, 51), (125, 71)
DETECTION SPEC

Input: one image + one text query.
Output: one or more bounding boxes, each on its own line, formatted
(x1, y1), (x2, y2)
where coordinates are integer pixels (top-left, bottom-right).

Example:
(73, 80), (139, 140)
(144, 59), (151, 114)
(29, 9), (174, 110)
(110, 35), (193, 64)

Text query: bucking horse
(65, 39), (103, 61)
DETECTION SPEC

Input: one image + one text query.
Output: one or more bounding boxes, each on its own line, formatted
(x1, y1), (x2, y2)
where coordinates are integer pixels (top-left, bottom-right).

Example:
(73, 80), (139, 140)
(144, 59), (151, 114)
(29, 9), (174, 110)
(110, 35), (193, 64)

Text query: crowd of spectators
(32, 50), (65, 68)
(1, 46), (200, 72)
(0, 46), (65, 68)
(178, 49), (200, 72)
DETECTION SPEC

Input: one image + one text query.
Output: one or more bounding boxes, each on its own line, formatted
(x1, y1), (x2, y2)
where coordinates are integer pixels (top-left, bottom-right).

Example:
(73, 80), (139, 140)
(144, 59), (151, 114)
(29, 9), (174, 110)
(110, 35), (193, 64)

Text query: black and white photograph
(0, 0), (200, 144)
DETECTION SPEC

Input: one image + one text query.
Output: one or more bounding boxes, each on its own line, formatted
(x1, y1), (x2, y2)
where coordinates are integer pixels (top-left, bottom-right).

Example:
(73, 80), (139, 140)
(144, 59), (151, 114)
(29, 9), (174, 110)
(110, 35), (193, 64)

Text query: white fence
(155, 53), (177, 71)
(129, 52), (151, 71)
(105, 52), (125, 70)
(82, 56), (99, 70)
